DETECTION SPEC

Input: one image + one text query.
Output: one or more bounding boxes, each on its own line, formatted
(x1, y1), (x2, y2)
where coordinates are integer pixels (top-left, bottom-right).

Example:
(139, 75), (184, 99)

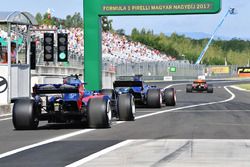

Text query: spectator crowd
(102, 31), (175, 64)
(1, 24), (175, 64)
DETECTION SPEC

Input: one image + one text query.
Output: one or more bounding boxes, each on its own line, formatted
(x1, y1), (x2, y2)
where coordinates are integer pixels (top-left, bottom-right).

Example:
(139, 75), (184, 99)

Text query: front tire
(87, 97), (111, 128)
(117, 94), (135, 121)
(12, 99), (40, 130)
(147, 89), (161, 108)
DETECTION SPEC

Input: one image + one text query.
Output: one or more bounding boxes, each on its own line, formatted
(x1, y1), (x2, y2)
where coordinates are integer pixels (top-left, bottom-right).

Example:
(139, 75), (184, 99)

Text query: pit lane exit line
(135, 86), (234, 120)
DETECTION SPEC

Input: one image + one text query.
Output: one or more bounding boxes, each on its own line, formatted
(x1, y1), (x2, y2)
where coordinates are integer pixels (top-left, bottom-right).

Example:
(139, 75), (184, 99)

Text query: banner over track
(84, 0), (221, 90)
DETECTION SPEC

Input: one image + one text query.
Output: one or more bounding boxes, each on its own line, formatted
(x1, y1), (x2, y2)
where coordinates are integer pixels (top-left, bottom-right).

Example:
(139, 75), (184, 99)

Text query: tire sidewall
(118, 94), (135, 121)
(147, 89), (161, 108)
(13, 99), (39, 130)
(164, 88), (176, 106)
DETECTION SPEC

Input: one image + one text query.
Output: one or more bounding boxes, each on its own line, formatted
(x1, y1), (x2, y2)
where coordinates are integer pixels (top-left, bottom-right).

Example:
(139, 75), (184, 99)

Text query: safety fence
(115, 61), (239, 80)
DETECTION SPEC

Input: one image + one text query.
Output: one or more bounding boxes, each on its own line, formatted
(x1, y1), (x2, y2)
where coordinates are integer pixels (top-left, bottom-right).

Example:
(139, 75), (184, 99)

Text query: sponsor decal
(237, 67), (250, 77)
(102, 3), (213, 12)
(0, 76), (8, 93)
(210, 66), (229, 74)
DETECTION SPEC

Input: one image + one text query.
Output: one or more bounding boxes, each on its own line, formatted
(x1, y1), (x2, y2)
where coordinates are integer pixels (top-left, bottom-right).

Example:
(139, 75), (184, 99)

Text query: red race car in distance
(186, 79), (213, 93)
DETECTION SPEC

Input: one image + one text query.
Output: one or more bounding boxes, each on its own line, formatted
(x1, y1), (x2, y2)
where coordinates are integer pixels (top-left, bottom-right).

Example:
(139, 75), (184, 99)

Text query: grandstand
(102, 31), (175, 64)
(1, 24), (176, 75)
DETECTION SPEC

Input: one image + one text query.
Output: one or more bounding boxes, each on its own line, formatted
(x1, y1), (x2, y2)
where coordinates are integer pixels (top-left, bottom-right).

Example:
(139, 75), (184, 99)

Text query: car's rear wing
(113, 81), (143, 88)
(33, 84), (79, 94)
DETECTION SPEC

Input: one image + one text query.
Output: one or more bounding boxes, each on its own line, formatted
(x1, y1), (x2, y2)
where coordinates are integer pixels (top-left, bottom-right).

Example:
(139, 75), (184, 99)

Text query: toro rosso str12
(110, 75), (176, 108)
(12, 75), (135, 130)
(186, 79), (213, 93)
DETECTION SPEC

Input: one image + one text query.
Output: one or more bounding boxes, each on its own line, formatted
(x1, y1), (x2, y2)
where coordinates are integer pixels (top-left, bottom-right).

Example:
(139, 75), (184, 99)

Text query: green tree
(129, 28), (250, 65)
(116, 29), (125, 36)
(43, 13), (53, 25)
(71, 12), (83, 28)
(35, 13), (43, 25)
(65, 15), (72, 28)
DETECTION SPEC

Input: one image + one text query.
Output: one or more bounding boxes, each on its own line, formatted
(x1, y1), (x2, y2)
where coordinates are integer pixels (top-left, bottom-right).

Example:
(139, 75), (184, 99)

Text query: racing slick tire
(163, 88), (176, 106)
(207, 84), (213, 93)
(87, 97), (111, 128)
(147, 89), (161, 108)
(117, 94), (135, 121)
(101, 89), (116, 99)
(186, 84), (192, 93)
(12, 99), (40, 130)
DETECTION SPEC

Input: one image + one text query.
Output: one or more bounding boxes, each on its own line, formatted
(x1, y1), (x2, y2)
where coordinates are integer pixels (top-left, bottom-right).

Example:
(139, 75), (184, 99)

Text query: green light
(59, 52), (66, 60)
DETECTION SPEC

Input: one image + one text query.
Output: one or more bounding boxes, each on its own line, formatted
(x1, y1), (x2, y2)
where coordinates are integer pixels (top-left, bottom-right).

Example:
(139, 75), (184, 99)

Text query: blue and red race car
(110, 75), (176, 108)
(12, 75), (135, 130)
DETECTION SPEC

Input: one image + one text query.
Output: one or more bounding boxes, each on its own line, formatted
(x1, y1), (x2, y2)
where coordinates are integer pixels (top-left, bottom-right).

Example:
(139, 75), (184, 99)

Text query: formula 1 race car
(186, 79), (213, 93)
(102, 75), (176, 108)
(12, 75), (135, 130)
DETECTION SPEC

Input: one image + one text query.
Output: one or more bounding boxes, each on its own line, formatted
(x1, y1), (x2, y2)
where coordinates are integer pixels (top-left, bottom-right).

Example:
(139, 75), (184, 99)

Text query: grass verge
(236, 84), (250, 91)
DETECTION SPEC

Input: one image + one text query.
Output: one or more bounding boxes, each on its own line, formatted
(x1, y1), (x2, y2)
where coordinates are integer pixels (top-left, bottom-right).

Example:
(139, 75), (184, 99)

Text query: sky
(110, 0), (249, 39)
(0, 0), (83, 18)
(0, 0), (249, 40)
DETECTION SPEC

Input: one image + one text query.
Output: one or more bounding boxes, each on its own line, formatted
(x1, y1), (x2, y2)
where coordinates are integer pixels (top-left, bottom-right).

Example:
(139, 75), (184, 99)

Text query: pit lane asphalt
(0, 80), (250, 166)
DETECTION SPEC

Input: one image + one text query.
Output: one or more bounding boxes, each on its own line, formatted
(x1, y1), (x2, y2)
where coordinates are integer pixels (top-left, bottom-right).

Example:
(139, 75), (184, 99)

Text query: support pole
(7, 23), (11, 104)
(195, 8), (235, 65)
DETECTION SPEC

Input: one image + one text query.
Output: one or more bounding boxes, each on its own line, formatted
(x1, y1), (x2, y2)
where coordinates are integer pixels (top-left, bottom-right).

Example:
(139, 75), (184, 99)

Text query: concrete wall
(0, 65), (9, 105)
(102, 71), (116, 89)
(0, 63), (116, 106)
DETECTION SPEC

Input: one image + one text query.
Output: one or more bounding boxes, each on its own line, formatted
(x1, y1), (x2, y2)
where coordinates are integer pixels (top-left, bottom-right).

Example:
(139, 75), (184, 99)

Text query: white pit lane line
(65, 140), (133, 167)
(0, 129), (94, 159)
(0, 117), (11, 121)
(0, 85), (235, 160)
(0, 113), (12, 117)
(68, 139), (250, 167)
(230, 85), (250, 92)
(0, 114), (12, 121)
(66, 86), (236, 167)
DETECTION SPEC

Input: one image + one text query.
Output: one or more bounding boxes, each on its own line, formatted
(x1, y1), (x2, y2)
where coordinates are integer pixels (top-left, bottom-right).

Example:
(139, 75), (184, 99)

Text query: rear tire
(207, 84), (213, 93)
(12, 99), (40, 130)
(186, 84), (192, 93)
(87, 97), (111, 128)
(164, 88), (176, 106)
(147, 89), (161, 108)
(118, 94), (135, 121)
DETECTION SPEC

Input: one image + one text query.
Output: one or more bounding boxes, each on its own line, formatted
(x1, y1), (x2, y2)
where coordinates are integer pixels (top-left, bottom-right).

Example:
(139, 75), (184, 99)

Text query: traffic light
(44, 33), (54, 62)
(30, 41), (36, 69)
(57, 33), (68, 62)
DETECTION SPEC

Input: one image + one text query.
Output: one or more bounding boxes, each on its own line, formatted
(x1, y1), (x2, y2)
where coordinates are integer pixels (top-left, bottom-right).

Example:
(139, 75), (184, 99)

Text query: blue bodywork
(63, 76), (82, 102)
(114, 75), (156, 104)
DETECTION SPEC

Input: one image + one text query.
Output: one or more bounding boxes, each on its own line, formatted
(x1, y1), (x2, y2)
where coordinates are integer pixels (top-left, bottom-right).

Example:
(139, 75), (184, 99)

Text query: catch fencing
(115, 61), (239, 80)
